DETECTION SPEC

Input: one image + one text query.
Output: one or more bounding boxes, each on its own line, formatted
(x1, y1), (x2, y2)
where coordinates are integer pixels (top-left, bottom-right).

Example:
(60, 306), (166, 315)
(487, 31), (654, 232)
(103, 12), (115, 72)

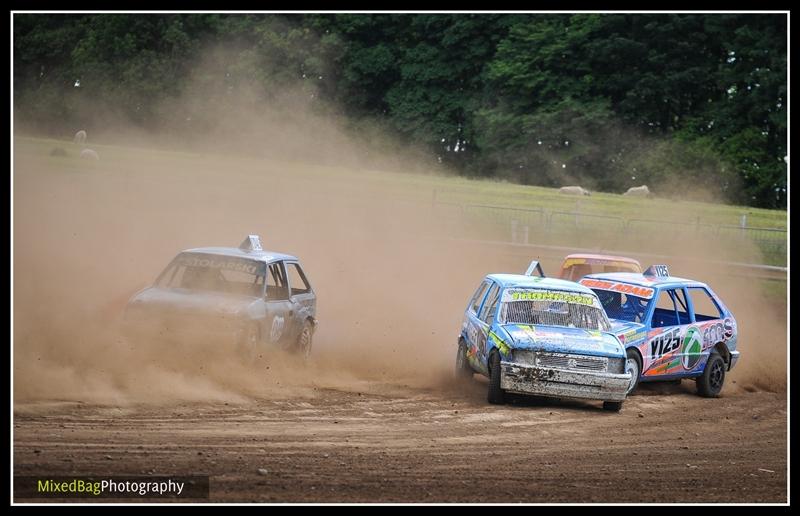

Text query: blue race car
(455, 262), (631, 411)
(579, 265), (739, 397)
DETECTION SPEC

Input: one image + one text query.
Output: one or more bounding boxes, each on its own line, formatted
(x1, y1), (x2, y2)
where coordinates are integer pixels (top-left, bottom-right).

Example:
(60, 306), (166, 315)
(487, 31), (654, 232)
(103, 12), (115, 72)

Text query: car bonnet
(501, 324), (625, 358)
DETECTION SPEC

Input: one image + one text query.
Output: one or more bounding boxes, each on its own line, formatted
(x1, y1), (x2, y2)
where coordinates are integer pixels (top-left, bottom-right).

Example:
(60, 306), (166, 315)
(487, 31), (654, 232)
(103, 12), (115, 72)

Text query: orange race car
(558, 254), (642, 282)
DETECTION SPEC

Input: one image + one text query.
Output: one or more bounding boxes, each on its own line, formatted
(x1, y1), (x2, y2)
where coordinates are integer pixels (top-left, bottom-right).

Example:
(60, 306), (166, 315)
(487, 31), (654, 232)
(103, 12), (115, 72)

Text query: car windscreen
(157, 253), (266, 297)
(562, 261), (641, 281)
(590, 289), (652, 324)
(499, 289), (610, 331)
(601, 263), (641, 273)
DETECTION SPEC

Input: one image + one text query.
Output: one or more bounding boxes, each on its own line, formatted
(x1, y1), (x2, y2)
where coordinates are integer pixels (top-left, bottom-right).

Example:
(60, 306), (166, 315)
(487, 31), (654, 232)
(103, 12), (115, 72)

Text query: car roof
(583, 272), (707, 289)
(486, 274), (597, 294)
(182, 247), (298, 264)
(563, 253), (641, 265)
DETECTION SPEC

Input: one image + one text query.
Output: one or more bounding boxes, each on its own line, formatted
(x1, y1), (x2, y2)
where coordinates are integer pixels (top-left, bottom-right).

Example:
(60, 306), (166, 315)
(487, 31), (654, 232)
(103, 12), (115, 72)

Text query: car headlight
(607, 357), (625, 374)
(511, 349), (537, 366)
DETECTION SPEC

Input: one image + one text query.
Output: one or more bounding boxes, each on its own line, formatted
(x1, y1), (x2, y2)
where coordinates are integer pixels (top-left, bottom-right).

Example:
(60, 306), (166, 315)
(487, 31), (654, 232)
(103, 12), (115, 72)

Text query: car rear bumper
(728, 350), (740, 371)
(500, 361), (631, 402)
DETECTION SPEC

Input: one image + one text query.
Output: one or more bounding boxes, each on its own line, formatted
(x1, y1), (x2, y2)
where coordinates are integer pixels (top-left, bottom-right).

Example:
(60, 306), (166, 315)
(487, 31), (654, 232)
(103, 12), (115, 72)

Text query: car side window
(483, 287), (502, 325)
(286, 262), (311, 296)
(266, 262), (289, 301)
(673, 288), (691, 325)
(652, 289), (679, 328)
(479, 284), (500, 323)
(688, 287), (723, 321)
(469, 281), (490, 314)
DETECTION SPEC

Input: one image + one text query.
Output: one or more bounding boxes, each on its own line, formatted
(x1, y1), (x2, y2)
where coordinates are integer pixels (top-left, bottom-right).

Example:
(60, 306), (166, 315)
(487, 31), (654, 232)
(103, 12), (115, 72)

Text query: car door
(463, 280), (491, 373)
(264, 261), (293, 348)
(285, 261), (315, 341)
(685, 286), (728, 374)
(644, 287), (691, 378)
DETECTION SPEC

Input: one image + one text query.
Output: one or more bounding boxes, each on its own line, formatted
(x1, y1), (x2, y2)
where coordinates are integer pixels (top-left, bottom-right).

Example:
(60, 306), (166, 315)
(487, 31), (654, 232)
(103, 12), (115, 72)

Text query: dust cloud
(13, 47), (786, 406)
(12, 149), (511, 404)
(13, 48), (499, 405)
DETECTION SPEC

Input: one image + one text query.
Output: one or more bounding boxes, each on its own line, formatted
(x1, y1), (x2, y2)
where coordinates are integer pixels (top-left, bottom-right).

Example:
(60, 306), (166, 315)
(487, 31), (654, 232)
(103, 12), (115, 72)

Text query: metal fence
(434, 202), (787, 267)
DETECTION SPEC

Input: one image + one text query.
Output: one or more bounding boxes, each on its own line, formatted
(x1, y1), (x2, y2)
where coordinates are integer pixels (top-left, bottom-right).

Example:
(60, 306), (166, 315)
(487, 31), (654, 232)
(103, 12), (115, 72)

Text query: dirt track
(14, 380), (787, 503)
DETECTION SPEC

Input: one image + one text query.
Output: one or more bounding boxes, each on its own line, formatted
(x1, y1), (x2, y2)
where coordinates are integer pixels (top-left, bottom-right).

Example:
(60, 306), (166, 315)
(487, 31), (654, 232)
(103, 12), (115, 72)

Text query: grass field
(14, 135), (788, 266)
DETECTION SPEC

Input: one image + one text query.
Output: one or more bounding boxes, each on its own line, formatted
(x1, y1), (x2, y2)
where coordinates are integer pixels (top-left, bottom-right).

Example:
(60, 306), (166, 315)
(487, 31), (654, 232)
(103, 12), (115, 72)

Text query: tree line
(14, 13), (787, 208)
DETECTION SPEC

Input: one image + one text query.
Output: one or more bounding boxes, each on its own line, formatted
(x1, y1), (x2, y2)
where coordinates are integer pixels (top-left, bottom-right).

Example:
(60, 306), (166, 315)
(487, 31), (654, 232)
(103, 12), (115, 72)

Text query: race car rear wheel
(455, 341), (473, 381)
(625, 349), (642, 395)
(487, 351), (505, 405)
(603, 401), (623, 412)
(239, 323), (260, 362)
(295, 320), (313, 360)
(696, 352), (725, 398)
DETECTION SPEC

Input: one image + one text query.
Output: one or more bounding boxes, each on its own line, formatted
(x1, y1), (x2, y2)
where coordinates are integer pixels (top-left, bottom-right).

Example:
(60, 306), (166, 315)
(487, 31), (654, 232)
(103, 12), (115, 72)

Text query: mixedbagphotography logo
(14, 476), (210, 500)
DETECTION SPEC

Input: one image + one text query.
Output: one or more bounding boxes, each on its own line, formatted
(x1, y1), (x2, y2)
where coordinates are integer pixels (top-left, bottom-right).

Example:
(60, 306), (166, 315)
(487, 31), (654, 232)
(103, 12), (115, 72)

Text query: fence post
(511, 219), (518, 243)
(523, 225), (530, 245)
(740, 213), (747, 228)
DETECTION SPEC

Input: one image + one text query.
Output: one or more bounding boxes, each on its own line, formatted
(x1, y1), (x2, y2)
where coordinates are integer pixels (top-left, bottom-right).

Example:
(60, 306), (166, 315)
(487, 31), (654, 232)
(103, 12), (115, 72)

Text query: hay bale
(80, 149), (100, 160)
(624, 185), (651, 197)
(559, 185), (591, 196)
(73, 130), (87, 144)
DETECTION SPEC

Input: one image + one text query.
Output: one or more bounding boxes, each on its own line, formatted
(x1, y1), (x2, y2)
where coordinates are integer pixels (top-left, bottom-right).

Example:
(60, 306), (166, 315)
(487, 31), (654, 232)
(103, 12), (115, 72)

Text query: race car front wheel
(625, 349), (642, 395)
(603, 401), (623, 412)
(487, 351), (505, 405)
(696, 352), (725, 398)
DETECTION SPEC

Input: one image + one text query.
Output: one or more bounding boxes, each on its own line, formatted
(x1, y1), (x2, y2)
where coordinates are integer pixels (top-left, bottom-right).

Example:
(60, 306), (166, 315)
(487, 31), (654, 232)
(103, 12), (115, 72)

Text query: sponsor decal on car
(270, 315), (285, 342)
(623, 329), (646, 343)
(579, 278), (655, 299)
(178, 255), (263, 275)
(489, 329), (510, 356)
(681, 326), (704, 370)
(503, 289), (596, 305)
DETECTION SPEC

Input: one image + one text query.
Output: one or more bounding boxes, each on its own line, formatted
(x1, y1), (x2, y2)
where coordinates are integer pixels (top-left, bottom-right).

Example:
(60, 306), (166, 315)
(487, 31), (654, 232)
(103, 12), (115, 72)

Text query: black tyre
(696, 352), (725, 398)
(603, 401), (623, 412)
(454, 341), (473, 381)
(487, 351), (505, 405)
(625, 348), (642, 395)
(294, 320), (314, 360)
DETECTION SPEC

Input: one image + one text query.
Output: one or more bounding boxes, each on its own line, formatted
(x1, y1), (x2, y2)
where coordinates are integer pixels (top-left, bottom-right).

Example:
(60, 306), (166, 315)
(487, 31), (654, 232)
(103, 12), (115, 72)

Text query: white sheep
(559, 186), (591, 196)
(80, 149), (99, 160)
(73, 130), (87, 144)
(624, 185), (651, 197)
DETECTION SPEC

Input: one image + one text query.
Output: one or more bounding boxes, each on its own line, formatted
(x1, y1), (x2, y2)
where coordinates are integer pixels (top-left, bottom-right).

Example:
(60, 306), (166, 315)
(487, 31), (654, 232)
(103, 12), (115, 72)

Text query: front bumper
(500, 361), (631, 402)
